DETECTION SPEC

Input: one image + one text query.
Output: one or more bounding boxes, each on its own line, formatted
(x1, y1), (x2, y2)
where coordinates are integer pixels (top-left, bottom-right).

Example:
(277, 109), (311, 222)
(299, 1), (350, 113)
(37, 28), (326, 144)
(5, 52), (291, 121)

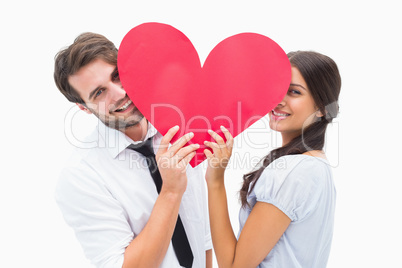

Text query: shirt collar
(97, 120), (158, 159)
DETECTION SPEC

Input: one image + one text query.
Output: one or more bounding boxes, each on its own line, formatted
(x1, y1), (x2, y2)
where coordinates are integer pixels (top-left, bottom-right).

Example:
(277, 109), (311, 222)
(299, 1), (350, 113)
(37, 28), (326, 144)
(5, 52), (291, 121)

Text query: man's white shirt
(55, 122), (211, 268)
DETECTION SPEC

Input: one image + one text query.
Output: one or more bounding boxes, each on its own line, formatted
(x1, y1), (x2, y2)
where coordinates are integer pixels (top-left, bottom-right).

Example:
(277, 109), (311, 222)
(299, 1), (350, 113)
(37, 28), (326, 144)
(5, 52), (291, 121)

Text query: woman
(204, 51), (341, 267)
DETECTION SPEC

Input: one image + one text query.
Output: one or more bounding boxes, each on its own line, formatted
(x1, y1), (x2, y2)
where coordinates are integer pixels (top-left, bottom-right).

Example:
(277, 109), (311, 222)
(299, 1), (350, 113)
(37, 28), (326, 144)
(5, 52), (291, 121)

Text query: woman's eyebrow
(289, 83), (307, 91)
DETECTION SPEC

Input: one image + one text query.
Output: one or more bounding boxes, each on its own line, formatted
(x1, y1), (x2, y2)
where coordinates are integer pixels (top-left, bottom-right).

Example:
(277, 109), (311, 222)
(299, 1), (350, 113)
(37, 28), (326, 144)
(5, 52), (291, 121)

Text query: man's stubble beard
(90, 107), (145, 131)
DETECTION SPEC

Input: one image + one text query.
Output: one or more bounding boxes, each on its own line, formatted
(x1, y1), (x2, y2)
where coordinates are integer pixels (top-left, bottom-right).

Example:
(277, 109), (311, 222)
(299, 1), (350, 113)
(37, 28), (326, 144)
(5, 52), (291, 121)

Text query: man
(54, 32), (212, 268)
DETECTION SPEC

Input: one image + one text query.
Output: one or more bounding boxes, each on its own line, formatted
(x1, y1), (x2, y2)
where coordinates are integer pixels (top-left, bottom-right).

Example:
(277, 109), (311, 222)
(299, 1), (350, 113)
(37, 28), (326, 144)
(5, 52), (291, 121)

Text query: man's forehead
(69, 60), (114, 87)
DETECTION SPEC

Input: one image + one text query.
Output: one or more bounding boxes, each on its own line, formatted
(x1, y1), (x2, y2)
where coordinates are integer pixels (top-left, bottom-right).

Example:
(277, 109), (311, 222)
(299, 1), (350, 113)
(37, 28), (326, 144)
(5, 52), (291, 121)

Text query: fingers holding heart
(204, 126), (233, 168)
(173, 143), (199, 167)
(156, 126), (200, 195)
(157, 126), (198, 166)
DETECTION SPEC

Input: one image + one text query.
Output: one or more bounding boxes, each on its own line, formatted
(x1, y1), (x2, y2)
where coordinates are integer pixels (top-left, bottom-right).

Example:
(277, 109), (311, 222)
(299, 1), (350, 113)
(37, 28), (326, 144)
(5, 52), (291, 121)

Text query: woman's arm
(204, 127), (291, 268)
(206, 249), (213, 268)
(233, 202), (291, 267)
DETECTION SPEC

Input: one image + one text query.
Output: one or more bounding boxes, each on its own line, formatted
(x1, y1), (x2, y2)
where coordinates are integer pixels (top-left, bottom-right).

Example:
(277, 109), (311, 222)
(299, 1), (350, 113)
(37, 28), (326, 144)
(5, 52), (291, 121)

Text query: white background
(1, 0), (401, 267)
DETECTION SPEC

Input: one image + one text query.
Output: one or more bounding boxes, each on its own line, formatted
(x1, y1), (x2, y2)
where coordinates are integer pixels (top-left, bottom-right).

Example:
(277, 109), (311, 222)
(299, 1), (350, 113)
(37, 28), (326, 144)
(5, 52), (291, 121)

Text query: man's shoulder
(55, 143), (111, 203)
(58, 127), (108, 184)
(63, 123), (121, 166)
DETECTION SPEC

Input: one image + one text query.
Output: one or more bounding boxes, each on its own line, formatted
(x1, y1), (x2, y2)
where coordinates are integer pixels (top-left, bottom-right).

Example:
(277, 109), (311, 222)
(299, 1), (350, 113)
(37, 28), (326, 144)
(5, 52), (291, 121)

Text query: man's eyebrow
(111, 67), (118, 79)
(88, 86), (102, 101)
(88, 67), (117, 101)
(289, 83), (307, 91)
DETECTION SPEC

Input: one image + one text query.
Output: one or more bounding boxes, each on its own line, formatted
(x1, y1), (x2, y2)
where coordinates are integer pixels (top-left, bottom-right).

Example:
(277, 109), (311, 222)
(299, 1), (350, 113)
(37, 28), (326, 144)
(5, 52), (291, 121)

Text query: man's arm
(122, 126), (198, 268)
(122, 191), (182, 267)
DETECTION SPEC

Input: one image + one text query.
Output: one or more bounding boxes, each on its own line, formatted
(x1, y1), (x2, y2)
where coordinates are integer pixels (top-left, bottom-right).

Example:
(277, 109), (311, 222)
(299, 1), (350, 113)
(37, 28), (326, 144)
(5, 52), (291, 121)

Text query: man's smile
(114, 99), (133, 113)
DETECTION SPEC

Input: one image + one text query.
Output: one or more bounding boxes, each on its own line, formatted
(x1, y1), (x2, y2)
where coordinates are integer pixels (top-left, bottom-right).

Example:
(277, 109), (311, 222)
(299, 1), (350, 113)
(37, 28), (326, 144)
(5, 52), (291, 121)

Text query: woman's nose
(277, 95), (287, 107)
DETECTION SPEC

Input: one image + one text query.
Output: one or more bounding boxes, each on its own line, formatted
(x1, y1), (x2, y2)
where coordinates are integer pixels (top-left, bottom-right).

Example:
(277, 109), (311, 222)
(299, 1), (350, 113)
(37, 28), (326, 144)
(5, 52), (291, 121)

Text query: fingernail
(174, 125), (179, 130)
(220, 125), (227, 130)
(194, 143), (200, 148)
(189, 132), (194, 137)
(208, 129), (213, 133)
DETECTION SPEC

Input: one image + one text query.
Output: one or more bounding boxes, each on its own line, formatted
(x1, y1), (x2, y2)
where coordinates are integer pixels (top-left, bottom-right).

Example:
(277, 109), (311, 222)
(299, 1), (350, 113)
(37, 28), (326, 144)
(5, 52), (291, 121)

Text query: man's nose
(108, 82), (126, 101)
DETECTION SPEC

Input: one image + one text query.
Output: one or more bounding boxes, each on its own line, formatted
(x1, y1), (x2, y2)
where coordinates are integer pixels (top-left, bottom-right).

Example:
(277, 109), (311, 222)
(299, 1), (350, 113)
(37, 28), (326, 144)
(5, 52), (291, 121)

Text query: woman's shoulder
(257, 154), (332, 190)
(267, 154), (330, 173)
(253, 154), (334, 221)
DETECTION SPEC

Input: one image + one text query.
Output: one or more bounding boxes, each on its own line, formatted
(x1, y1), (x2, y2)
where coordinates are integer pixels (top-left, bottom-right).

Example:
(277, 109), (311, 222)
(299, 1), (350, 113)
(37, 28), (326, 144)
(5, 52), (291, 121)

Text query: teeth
(115, 100), (132, 112)
(272, 110), (289, 116)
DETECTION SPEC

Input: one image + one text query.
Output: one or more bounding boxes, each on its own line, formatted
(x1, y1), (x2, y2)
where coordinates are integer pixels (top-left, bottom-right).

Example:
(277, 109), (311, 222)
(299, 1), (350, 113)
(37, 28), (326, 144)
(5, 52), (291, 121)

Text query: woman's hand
(203, 126), (234, 185)
(156, 126), (199, 196)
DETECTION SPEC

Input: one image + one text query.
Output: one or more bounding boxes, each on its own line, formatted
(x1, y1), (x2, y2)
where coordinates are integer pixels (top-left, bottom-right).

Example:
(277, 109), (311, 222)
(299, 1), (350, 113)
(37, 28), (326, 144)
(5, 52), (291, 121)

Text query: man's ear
(76, 103), (92, 114)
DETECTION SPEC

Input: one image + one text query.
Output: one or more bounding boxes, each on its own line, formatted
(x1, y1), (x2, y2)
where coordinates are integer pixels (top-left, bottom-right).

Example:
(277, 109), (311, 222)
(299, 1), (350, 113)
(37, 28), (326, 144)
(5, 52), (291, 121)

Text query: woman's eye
(289, 89), (301, 95)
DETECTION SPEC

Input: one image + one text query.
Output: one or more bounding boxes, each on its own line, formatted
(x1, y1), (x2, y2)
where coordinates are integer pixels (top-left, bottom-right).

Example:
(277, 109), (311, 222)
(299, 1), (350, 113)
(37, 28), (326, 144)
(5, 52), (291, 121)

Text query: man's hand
(156, 126), (199, 195)
(123, 125), (199, 268)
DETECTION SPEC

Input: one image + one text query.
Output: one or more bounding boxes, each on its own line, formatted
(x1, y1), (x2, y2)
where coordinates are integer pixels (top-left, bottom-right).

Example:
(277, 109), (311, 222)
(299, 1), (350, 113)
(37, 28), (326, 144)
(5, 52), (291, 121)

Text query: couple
(54, 32), (341, 268)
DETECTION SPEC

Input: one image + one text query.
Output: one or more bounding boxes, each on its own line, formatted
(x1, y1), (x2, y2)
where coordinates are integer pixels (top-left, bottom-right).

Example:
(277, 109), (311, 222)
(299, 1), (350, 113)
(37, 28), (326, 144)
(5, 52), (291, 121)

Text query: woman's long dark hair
(240, 51), (342, 207)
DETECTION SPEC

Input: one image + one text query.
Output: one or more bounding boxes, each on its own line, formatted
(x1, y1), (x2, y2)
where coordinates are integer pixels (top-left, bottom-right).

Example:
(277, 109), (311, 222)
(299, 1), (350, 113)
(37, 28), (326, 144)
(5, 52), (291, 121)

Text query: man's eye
(112, 71), (120, 81)
(95, 89), (104, 98)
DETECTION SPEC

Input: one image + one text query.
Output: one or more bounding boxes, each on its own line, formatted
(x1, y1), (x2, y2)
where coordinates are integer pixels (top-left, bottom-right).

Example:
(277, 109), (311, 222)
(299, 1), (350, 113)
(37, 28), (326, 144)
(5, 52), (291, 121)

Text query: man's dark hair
(54, 32), (118, 104)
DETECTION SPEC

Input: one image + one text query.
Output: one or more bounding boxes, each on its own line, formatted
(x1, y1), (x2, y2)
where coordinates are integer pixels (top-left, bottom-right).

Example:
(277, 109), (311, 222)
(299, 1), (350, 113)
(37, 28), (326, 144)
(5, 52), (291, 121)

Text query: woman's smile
(270, 109), (291, 121)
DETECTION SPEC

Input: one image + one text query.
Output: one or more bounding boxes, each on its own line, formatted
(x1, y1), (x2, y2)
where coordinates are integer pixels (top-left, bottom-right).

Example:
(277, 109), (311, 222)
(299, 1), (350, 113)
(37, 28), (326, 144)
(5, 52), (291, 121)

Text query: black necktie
(128, 137), (194, 268)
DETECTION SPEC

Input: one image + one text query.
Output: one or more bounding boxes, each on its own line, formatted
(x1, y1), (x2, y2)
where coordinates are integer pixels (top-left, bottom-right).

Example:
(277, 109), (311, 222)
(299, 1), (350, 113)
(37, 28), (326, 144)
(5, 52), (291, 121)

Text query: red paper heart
(118, 23), (291, 167)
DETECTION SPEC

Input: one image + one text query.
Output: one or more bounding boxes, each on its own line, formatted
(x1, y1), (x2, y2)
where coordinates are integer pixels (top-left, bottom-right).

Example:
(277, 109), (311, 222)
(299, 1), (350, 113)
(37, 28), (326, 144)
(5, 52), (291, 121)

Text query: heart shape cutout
(118, 22), (291, 167)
